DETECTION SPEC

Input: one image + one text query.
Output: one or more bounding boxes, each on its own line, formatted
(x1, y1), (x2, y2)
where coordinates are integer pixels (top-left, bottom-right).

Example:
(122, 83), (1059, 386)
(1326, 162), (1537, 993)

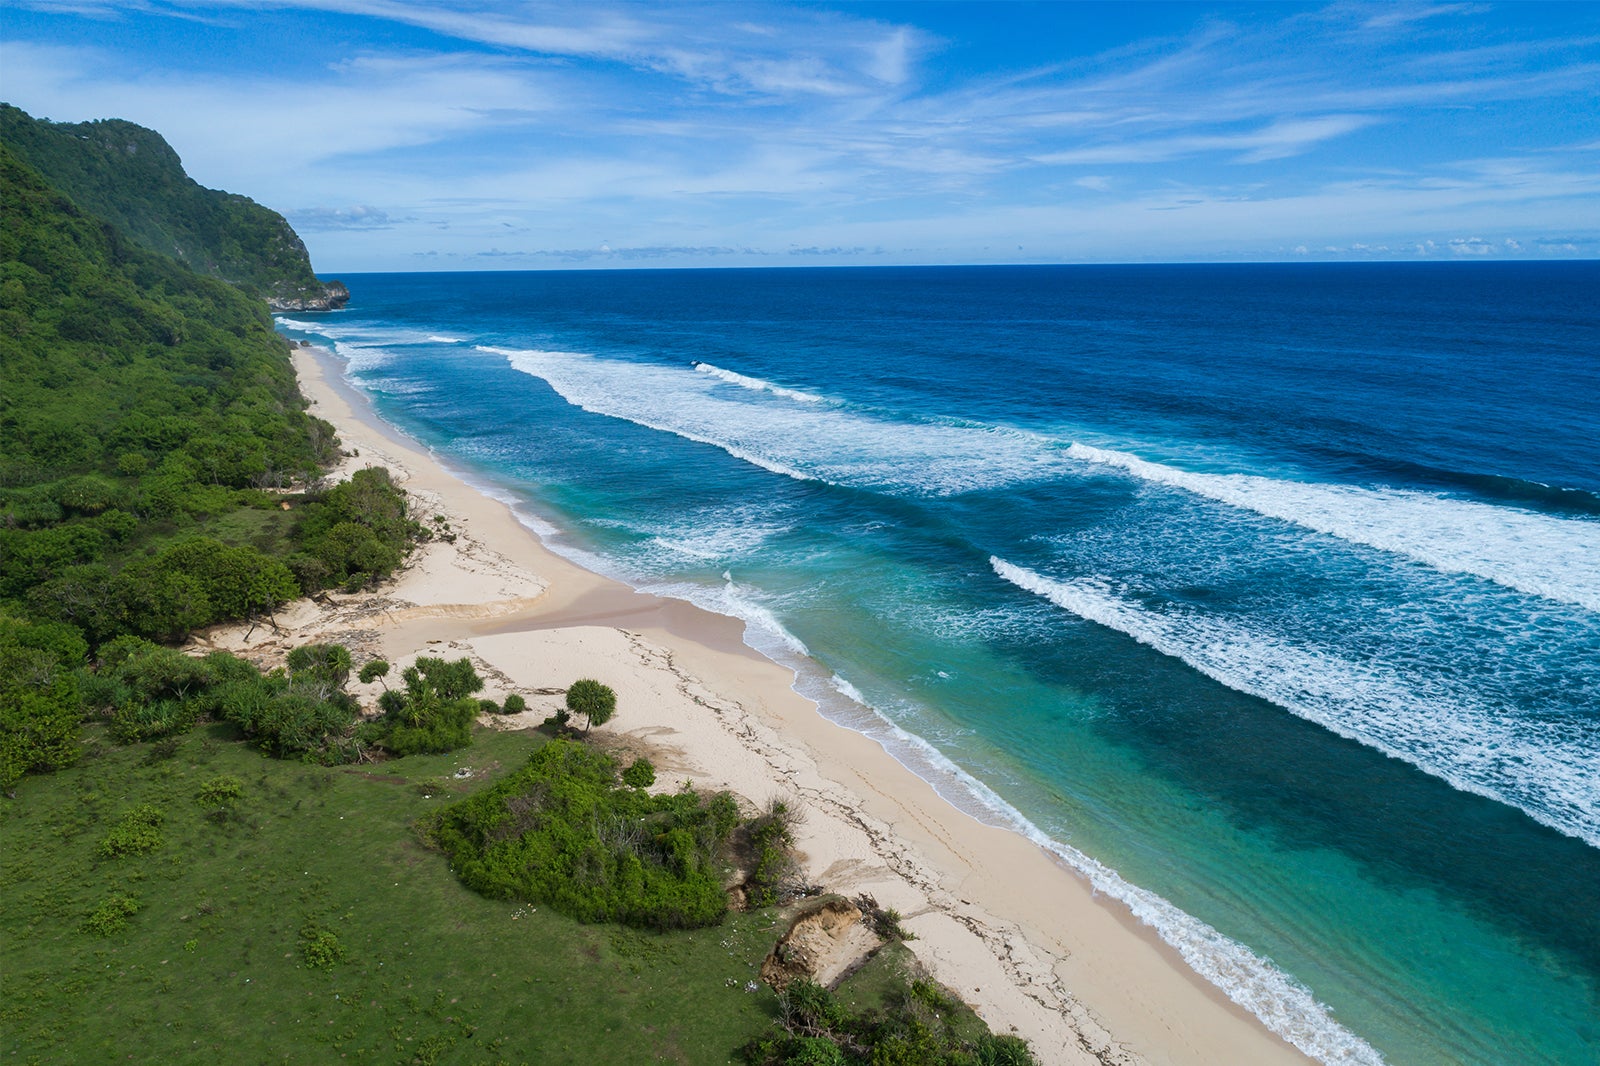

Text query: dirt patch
(760, 896), (881, 991)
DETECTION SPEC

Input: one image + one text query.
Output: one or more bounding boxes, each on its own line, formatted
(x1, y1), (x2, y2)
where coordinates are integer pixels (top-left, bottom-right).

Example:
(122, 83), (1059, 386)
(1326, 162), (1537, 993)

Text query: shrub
(373, 656), (482, 756)
(214, 644), (359, 760)
(298, 921), (346, 969)
(741, 973), (1039, 1066)
(195, 775), (243, 807)
(98, 804), (164, 857)
(743, 799), (799, 908)
(429, 739), (739, 930)
(82, 893), (140, 936)
(502, 693), (527, 714)
(621, 757), (656, 789)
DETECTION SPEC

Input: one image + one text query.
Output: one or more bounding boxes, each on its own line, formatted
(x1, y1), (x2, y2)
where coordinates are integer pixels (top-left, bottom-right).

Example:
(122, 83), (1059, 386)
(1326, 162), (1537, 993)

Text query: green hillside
(0, 134), (414, 788)
(0, 103), (344, 309)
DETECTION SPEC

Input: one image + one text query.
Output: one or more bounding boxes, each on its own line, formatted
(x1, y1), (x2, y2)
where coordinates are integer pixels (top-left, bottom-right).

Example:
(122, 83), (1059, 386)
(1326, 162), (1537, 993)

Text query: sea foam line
(500, 344), (1600, 611)
(489, 345), (1068, 495)
(991, 557), (1600, 849)
(1067, 443), (1600, 613)
(694, 361), (828, 404)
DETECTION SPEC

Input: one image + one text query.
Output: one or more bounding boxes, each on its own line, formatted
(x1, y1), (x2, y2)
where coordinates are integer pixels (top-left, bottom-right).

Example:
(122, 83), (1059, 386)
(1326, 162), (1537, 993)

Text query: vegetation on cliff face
(0, 118), (413, 789)
(0, 103), (341, 308)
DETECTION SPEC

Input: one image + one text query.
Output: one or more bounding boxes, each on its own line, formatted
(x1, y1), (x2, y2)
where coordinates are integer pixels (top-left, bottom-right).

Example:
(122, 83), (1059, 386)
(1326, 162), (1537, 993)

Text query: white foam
(694, 361), (828, 404)
(487, 345), (1072, 496)
(330, 339), (393, 374)
(1067, 443), (1600, 613)
(711, 572), (812, 656)
(991, 557), (1600, 848)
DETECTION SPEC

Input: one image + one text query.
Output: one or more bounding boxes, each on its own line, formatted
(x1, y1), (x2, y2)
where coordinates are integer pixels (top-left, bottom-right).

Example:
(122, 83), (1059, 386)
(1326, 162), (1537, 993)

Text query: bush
(502, 693), (527, 714)
(621, 757), (656, 789)
(195, 775), (243, 807)
(214, 643), (358, 760)
(429, 740), (739, 930)
(743, 799), (799, 907)
(373, 656), (483, 756)
(82, 893), (140, 937)
(741, 973), (1039, 1066)
(298, 922), (346, 970)
(98, 804), (164, 857)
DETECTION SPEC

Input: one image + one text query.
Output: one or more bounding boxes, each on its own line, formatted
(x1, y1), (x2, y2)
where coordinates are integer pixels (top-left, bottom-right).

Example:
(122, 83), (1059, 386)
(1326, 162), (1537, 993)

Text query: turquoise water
(279, 263), (1600, 1063)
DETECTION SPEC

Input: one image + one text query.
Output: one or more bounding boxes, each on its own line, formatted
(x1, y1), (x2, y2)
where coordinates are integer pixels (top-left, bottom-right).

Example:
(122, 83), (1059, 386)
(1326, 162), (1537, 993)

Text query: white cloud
(1033, 115), (1375, 166)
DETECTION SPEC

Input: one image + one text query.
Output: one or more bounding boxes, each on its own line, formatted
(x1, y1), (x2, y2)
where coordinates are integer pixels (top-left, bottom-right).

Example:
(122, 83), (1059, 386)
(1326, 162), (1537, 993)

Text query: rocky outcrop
(267, 280), (350, 313)
(760, 896), (881, 990)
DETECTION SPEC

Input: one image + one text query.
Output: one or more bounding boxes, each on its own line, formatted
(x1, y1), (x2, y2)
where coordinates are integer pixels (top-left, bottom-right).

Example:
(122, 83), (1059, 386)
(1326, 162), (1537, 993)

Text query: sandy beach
(194, 342), (1310, 1065)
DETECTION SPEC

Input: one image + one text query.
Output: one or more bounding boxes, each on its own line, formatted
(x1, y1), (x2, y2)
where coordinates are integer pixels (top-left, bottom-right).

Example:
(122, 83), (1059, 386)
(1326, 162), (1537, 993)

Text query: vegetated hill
(0, 102), (344, 309)
(0, 135), (420, 634)
(0, 134), (419, 788)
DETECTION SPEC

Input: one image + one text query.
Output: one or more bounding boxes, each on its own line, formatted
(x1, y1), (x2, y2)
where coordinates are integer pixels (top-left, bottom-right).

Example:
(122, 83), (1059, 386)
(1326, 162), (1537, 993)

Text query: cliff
(0, 103), (347, 310)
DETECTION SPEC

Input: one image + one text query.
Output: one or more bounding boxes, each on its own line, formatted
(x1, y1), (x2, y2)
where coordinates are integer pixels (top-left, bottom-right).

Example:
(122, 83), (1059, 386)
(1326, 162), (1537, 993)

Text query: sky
(3, 1), (1598, 271)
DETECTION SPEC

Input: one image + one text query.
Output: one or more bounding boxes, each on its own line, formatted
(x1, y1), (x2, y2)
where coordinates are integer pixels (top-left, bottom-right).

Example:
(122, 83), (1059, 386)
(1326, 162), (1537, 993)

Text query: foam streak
(1067, 443), (1600, 612)
(991, 557), (1600, 848)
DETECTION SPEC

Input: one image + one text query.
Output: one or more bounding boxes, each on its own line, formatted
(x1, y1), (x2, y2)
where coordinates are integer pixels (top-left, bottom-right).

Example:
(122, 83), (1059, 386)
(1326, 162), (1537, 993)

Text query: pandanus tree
(565, 679), (616, 736)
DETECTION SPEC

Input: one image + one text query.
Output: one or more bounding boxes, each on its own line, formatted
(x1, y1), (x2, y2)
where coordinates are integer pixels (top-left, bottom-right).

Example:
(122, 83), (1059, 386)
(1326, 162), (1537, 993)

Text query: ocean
(277, 262), (1600, 1065)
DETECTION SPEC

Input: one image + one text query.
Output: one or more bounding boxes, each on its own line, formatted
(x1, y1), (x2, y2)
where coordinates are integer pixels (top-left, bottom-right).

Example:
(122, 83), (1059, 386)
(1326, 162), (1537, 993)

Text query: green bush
(195, 775), (243, 807)
(741, 973), (1039, 1066)
(97, 804), (164, 857)
(744, 800), (798, 908)
(214, 643), (358, 760)
(0, 613), (85, 790)
(373, 656), (482, 756)
(298, 921), (346, 970)
(622, 757), (656, 789)
(429, 739), (739, 930)
(501, 693), (527, 714)
(82, 893), (140, 937)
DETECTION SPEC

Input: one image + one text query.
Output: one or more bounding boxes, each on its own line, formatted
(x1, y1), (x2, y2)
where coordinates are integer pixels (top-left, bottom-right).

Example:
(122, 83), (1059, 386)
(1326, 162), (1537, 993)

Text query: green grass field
(1, 723), (792, 1064)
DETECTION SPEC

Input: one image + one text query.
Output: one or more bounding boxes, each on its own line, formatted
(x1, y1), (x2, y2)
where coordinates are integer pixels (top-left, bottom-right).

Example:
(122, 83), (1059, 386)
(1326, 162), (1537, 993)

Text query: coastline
(207, 341), (1312, 1065)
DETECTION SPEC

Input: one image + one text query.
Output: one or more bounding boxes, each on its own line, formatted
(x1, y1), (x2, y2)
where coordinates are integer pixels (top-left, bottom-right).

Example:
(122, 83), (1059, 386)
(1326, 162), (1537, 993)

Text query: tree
(565, 678), (616, 736)
(373, 655), (483, 756)
(358, 659), (390, 690)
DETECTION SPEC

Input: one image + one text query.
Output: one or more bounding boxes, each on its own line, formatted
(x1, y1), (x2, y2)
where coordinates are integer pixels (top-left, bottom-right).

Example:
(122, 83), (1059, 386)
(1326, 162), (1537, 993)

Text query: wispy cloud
(1034, 115), (1376, 166)
(4, 0), (1595, 266)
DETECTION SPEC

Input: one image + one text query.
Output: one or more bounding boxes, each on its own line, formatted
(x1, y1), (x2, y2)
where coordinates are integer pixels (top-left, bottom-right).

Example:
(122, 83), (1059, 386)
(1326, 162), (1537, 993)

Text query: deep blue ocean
(278, 262), (1600, 1065)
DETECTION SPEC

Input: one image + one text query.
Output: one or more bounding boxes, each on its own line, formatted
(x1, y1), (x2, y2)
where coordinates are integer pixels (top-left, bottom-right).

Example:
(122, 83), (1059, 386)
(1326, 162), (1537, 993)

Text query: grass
(1, 722), (790, 1065)
(197, 503), (298, 557)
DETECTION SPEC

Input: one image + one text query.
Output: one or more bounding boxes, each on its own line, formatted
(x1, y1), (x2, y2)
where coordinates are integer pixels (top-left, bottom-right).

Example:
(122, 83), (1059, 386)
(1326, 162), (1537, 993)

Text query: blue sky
(4, 1), (1597, 271)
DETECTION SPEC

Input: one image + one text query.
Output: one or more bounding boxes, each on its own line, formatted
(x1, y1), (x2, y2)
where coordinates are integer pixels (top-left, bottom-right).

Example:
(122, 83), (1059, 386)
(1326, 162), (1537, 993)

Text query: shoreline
(217, 340), (1312, 1064)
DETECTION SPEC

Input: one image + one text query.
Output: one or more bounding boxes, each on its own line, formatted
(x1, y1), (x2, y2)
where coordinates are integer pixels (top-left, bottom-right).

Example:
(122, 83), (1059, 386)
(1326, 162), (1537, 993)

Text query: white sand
(197, 344), (1309, 1066)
